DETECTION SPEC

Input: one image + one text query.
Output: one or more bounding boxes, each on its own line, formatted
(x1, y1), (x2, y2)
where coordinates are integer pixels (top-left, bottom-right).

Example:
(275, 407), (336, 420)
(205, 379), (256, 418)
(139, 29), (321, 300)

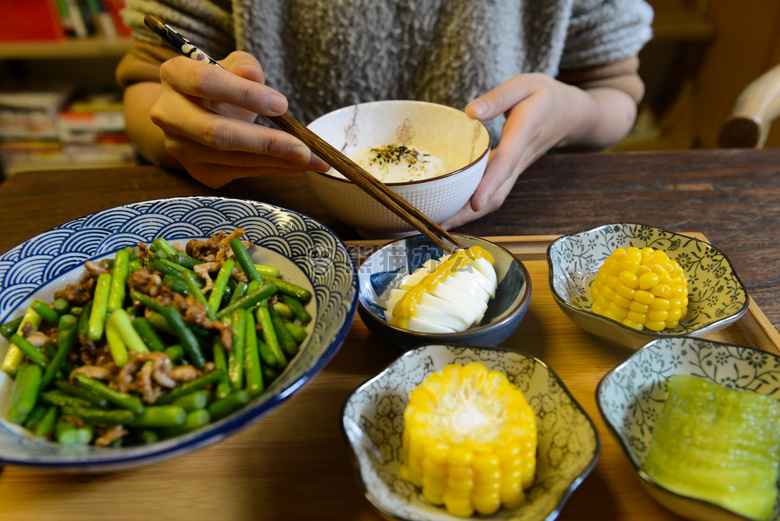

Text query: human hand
(441, 73), (605, 230)
(150, 51), (330, 188)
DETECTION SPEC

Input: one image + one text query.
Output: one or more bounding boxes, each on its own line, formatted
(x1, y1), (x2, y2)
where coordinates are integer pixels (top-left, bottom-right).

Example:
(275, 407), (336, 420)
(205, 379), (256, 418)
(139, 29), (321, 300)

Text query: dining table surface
(0, 147), (779, 521)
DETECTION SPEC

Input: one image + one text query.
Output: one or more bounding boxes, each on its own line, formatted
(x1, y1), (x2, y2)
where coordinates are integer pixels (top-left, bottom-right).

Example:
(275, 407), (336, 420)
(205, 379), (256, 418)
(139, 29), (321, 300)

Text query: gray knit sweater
(122, 0), (653, 135)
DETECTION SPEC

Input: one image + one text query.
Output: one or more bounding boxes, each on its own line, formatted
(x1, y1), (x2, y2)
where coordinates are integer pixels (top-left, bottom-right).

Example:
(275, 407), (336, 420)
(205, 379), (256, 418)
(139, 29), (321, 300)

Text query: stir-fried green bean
(155, 369), (226, 406)
(0, 316), (24, 338)
(266, 276), (312, 304)
(132, 317), (167, 352)
(8, 363), (42, 424)
(207, 390), (250, 421)
(229, 238), (264, 284)
(107, 248), (130, 312)
(56, 418), (94, 446)
(216, 283), (276, 319)
(9, 334), (49, 367)
(255, 301), (286, 369)
(33, 406), (58, 437)
(211, 338), (231, 400)
(227, 309), (246, 392)
(244, 311), (264, 397)
(30, 300), (60, 325)
(88, 272), (112, 342)
(279, 294), (312, 324)
(53, 380), (109, 409)
(2, 307), (42, 376)
(41, 314), (78, 390)
(74, 374), (144, 415)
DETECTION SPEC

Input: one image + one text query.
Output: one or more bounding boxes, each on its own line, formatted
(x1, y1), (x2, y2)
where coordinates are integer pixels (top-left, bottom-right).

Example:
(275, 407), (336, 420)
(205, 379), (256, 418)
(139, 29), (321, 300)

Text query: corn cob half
(399, 362), (537, 517)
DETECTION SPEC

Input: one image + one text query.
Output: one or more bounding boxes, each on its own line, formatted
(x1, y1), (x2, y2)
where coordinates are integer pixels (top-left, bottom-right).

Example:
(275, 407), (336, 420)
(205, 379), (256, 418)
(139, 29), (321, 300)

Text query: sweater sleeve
(560, 0), (654, 70)
(557, 54), (645, 103)
(119, 0), (236, 60)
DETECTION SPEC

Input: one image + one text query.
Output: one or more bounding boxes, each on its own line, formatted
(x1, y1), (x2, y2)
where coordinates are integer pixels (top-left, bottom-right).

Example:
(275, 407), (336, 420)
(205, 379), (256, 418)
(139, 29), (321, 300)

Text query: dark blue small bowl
(357, 234), (532, 351)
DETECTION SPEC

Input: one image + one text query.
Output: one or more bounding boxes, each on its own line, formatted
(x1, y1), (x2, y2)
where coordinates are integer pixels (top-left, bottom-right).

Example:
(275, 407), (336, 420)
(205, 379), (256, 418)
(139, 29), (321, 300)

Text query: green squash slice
(644, 374), (780, 521)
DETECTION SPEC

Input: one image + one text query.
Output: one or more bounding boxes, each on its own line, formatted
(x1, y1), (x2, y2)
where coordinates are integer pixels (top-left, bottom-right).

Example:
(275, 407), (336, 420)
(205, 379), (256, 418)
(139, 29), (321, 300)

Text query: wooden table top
(2, 148), (779, 329)
(0, 148), (779, 520)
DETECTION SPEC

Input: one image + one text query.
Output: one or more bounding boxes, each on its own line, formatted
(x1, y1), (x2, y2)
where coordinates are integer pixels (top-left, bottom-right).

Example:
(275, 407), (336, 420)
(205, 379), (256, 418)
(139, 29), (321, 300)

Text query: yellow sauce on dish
(389, 246), (495, 329)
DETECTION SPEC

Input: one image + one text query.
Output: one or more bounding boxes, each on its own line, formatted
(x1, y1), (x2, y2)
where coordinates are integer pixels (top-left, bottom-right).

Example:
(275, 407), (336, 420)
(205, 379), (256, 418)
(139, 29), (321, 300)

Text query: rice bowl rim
(306, 101), (492, 187)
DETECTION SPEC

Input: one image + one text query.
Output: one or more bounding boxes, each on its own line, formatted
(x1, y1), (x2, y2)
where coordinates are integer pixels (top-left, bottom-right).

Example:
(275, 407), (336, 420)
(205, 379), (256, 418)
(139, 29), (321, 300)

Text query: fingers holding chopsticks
(146, 51), (329, 187)
(160, 52), (286, 118)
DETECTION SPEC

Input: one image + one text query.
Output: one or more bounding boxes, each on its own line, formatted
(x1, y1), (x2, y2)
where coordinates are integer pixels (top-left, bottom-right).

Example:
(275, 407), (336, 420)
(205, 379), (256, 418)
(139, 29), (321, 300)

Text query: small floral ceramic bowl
(342, 343), (600, 521)
(547, 223), (749, 350)
(597, 337), (780, 521)
(357, 234), (532, 351)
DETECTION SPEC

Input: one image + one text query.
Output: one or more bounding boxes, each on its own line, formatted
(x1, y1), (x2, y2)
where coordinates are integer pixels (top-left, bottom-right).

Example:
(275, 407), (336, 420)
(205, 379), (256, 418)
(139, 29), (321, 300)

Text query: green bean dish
(0, 229), (312, 447)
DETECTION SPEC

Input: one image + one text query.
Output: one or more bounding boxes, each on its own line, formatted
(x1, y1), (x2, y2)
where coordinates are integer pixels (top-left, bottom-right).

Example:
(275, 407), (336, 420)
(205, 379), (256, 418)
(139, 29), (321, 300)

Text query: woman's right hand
(147, 51), (330, 188)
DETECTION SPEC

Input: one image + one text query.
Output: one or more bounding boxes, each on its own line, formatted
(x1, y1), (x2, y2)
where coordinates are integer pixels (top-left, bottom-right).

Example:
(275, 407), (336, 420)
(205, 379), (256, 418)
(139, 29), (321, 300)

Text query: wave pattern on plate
(178, 208), (233, 233)
(147, 198), (201, 221)
(239, 218), (279, 241)
(60, 229), (113, 254)
(83, 207), (142, 232)
(21, 230), (72, 257)
(43, 252), (91, 281)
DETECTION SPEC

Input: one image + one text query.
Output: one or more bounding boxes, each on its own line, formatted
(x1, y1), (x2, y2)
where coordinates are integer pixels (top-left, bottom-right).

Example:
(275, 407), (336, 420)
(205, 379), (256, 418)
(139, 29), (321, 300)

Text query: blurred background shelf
(1, 0), (779, 179)
(0, 0), (137, 178)
(622, 0), (780, 151)
(0, 36), (132, 60)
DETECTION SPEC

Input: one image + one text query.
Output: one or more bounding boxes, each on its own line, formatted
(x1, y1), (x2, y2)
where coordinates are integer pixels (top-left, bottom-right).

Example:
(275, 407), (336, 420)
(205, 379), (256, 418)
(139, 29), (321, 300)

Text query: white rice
(333, 144), (447, 183)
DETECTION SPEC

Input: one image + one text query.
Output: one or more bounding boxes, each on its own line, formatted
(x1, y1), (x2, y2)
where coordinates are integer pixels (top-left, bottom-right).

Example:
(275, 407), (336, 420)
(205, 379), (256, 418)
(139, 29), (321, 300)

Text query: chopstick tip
(143, 14), (165, 31)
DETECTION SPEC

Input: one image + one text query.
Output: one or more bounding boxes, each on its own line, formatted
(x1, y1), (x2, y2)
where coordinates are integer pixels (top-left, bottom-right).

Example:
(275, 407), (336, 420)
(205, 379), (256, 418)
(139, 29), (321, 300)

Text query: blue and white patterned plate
(0, 196), (357, 471)
(342, 344), (600, 521)
(597, 337), (780, 521)
(547, 223), (749, 350)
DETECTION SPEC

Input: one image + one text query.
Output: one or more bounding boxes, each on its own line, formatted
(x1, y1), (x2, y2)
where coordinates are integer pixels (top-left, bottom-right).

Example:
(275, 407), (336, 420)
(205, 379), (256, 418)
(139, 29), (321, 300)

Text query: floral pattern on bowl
(547, 223), (749, 350)
(341, 344), (600, 521)
(596, 337), (780, 521)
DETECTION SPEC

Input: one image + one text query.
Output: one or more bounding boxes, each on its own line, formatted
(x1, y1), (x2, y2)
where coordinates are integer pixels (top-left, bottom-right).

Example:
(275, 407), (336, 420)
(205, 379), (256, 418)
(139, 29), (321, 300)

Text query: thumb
(465, 76), (535, 121)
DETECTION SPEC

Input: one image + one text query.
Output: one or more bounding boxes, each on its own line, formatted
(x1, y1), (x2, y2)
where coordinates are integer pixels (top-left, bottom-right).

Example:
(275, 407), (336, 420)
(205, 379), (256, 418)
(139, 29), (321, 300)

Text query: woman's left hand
(441, 73), (636, 229)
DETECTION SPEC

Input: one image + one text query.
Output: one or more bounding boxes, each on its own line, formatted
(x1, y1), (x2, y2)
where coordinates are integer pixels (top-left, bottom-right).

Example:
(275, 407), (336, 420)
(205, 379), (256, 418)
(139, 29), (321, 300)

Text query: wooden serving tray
(0, 234), (777, 521)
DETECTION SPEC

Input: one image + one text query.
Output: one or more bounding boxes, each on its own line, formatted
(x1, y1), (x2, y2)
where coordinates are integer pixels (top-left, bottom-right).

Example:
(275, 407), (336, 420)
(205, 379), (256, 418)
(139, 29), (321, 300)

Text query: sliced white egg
(382, 247), (498, 333)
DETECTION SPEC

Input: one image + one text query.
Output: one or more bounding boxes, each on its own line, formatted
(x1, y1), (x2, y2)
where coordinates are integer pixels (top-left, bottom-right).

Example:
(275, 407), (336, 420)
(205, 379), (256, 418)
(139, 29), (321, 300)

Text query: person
(116, 0), (654, 229)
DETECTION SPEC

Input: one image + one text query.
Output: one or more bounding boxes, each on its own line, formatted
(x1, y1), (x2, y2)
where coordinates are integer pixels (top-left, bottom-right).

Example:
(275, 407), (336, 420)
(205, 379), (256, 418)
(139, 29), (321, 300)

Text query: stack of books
(0, 82), (137, 176)
(0, 0), (131, 42)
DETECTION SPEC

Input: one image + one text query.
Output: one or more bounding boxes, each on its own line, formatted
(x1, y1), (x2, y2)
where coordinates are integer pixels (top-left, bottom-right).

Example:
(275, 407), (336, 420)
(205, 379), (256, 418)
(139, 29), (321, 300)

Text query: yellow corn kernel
(619, 270), (639, 289)
(626, 310), (648, 325)
(611, 293), (631, 309)
(590, 247), (688, 332)
(650, 298), (670, 311)
(647, 309), (668, 322)
(651, 284), (672, 298)
(399, 362), (537, 517)
(639, 271), (659, 290)
(634, 289), (655, 305)
(616, 283), (636, 300)
(622, 317), (643, 330)
(646, 320), (666, 331)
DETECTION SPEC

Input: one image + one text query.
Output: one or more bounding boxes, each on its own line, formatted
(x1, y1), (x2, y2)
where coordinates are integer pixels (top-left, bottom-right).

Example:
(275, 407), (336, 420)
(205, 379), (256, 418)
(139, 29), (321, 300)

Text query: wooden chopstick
(144, 14), (465, 253)
(269, 114), (465, 252)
